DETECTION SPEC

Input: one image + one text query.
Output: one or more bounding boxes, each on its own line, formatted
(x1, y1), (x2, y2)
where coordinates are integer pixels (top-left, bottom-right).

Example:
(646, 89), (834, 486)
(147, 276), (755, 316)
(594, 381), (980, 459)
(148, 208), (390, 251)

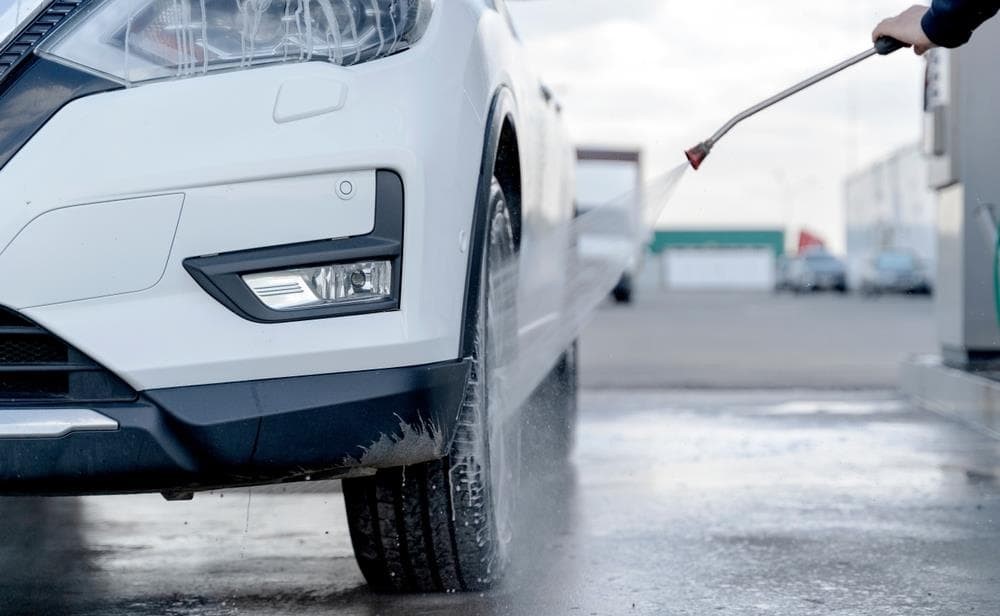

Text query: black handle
(875, 36), (908, 55)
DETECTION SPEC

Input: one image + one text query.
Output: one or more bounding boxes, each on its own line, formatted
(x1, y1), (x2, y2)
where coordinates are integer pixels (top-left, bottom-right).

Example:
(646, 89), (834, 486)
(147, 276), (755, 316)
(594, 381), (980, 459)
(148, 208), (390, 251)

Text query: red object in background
(798, 230), (826, 254)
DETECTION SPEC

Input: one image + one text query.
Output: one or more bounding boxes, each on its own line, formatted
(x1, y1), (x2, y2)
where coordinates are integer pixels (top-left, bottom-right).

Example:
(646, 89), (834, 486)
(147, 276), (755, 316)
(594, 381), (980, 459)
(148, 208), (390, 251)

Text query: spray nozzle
(685, 142), (712, 171)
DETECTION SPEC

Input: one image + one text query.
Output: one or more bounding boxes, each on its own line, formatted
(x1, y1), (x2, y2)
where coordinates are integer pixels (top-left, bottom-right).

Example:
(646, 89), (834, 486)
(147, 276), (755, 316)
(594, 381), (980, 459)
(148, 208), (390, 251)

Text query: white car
(0, 0), (578, 592)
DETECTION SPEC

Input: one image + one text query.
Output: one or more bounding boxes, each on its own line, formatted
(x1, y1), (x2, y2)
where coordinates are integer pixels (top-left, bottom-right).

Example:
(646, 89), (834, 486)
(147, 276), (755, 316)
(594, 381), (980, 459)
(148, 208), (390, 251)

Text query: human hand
(873, 5), (937, 55)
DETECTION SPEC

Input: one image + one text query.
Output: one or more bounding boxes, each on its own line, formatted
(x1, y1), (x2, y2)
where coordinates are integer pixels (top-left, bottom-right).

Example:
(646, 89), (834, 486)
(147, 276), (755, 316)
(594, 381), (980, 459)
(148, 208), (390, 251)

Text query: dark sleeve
(921, 0), (1000, 48)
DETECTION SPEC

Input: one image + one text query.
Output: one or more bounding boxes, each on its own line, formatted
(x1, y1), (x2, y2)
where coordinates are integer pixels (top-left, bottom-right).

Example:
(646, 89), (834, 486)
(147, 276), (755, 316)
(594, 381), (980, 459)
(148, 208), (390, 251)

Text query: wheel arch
(494, 117), (522, 249)
(459, 87), (522, 358)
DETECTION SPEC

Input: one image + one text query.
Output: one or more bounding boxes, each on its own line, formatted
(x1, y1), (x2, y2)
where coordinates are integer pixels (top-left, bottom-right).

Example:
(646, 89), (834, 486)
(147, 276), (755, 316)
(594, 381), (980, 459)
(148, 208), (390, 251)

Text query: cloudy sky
(508, 0), (927, 252)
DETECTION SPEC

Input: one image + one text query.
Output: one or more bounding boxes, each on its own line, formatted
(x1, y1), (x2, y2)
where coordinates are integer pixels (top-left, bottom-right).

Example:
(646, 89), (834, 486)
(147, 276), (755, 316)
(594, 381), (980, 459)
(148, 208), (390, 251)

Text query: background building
(844, 143), (937, 288)
(644, 229), (786, 291)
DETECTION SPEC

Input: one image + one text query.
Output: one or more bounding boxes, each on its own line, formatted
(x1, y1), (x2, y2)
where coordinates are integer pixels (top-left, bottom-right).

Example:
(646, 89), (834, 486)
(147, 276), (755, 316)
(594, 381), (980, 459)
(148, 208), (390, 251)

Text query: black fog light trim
(184, 170), (403, 324)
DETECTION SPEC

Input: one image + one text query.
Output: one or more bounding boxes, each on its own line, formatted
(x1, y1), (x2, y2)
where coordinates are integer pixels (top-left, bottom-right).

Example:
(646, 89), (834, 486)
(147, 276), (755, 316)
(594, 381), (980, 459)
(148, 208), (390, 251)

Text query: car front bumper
(0, 1), (501, 494)
(0, 359), (470, 496)
(0, 0), (494, 393)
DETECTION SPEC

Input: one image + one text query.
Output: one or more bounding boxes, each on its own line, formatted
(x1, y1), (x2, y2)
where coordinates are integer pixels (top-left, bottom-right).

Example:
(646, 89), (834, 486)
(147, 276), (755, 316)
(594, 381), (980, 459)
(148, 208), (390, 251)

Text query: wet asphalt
(1, 292), (997, 615)
(1, 389), (998, 615)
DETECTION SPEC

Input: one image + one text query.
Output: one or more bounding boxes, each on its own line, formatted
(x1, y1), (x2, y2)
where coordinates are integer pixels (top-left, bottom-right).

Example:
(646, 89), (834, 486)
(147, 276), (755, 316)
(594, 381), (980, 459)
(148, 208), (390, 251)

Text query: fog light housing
(243, 261), (393, 312)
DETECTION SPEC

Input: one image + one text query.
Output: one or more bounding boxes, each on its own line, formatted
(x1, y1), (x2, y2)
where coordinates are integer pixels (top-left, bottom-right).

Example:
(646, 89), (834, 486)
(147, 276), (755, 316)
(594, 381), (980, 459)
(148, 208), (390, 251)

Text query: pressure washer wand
(685, 37), (906, 170)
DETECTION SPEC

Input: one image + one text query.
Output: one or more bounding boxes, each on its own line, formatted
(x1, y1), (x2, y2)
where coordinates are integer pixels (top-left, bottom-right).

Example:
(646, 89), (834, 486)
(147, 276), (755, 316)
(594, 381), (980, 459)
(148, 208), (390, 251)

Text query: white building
(844, 144), (937, 287)
(646, 229), (786, 291)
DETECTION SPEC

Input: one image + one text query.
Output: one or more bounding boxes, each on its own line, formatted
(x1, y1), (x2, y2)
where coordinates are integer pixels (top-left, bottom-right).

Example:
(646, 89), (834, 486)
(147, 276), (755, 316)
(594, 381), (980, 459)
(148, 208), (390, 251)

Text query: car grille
(0, 306), (136, 404)
(0, 0), (88, 83)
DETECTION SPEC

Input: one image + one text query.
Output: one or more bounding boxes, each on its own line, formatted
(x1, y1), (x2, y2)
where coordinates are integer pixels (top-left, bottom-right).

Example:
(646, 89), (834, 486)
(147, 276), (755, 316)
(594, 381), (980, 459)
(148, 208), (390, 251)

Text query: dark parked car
(784, 250), (848, 293)
(775, 255), (793, 292)
(859, 251), (933, 296)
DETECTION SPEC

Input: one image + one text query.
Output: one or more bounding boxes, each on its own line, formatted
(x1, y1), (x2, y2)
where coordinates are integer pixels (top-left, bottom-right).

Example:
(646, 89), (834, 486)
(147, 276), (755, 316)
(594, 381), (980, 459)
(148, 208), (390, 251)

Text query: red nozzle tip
(685, 143), (710, 170)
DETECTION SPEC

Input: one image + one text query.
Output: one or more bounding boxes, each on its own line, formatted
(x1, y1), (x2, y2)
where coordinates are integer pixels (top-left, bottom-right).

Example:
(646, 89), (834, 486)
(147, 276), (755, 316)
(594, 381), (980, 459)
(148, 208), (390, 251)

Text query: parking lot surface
(2, 291), (996, 615)
(582, 291), (936, 390)
(2, 388), (998, 615)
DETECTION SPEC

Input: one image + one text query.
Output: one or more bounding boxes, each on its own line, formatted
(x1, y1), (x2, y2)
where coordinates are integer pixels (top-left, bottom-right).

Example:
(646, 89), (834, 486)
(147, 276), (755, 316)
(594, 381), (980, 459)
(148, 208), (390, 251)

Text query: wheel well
(494, 118), (522, 248)
(459, 93), (521, 358)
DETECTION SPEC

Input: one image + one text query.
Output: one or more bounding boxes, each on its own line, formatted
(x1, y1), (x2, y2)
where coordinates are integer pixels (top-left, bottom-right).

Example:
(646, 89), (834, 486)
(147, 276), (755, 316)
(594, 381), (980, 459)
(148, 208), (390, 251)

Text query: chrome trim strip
(0, 408), (118, 438)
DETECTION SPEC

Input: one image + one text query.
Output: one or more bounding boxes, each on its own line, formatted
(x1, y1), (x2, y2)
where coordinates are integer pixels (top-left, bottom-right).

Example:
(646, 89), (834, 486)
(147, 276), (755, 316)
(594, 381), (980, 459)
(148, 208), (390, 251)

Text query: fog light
(243, 261), (393, 312)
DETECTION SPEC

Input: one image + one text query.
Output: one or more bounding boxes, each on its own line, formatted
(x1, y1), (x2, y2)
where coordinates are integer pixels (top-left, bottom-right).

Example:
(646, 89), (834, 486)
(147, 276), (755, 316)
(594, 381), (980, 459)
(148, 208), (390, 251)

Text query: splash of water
(496, 162), (689, 422)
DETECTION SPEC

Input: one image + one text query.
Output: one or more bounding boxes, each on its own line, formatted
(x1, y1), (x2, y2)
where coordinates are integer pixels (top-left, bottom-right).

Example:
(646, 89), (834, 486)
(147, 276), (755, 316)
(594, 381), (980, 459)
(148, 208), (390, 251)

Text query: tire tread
(343, 178), (525, 593)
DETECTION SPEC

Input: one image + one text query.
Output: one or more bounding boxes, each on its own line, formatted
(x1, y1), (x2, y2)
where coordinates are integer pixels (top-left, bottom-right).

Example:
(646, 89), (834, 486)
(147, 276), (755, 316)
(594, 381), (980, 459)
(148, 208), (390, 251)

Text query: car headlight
(38, 0), (434, 84)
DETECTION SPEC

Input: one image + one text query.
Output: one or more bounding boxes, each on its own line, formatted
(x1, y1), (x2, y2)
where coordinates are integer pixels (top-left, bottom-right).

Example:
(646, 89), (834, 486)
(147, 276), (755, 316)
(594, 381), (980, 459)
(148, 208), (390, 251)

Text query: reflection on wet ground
(1, 390), (998, 615)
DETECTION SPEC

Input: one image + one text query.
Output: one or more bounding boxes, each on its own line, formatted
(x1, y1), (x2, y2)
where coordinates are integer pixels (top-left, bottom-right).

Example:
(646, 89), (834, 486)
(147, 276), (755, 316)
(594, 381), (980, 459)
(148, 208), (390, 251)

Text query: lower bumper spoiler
(0, 360), (470, 496)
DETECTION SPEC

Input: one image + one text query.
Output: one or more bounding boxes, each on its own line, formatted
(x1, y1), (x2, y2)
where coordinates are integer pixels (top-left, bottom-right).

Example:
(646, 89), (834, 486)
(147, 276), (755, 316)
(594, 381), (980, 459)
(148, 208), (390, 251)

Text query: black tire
(556, 341), (579, 458)
(343, 178), (518, 593)
(612, 273), (633, 304)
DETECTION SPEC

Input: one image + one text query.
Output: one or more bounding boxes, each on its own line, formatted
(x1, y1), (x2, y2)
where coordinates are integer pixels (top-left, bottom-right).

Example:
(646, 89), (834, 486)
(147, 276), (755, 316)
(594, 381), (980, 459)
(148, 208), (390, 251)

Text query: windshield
(877, 253), (917, 271)
(0, 0), (47, 48)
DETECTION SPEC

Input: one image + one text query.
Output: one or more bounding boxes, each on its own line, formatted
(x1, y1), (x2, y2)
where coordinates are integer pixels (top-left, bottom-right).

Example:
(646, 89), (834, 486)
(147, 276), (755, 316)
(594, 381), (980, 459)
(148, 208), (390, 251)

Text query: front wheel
(612, 273), (634, 304)
(343, 178), (518, 593)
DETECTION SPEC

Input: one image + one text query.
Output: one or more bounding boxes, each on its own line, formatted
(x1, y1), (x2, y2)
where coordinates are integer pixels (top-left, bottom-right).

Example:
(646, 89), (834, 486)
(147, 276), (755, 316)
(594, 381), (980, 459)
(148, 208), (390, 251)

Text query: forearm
(922, 0), (1000, 47)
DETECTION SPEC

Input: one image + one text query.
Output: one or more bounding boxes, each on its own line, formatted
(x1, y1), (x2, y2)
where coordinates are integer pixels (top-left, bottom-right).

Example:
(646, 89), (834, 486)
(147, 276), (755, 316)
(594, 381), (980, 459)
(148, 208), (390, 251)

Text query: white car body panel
(0, 0), (575, 392)
(0, 194), (184, 306)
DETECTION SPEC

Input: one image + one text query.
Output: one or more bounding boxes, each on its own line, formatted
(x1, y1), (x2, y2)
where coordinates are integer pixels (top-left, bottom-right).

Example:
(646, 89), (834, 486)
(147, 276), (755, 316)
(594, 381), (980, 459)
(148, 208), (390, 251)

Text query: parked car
(576, 148), (647, 304)
(0, 0), (577, 594)
(574, 203), (640, 303)
(784, 250), (848, 293)
(774, 255), (794, 292)
(859, 251), (933, 295)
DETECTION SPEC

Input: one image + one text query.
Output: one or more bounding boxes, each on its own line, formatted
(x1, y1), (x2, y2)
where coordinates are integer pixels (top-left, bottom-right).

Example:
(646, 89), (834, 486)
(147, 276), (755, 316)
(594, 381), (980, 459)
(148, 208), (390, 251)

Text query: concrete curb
(901, 355), (1000, 439)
